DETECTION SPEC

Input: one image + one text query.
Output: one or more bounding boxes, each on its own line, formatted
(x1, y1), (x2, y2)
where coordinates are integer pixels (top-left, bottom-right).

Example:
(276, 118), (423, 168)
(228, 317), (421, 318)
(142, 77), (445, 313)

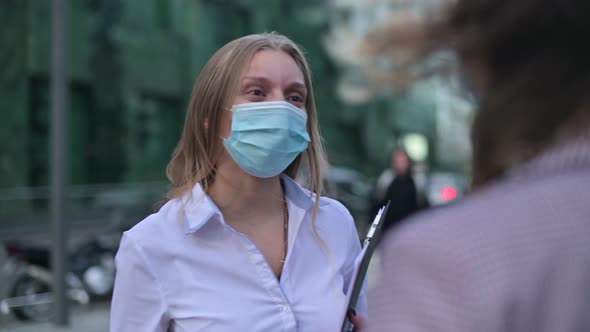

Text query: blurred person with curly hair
(364, 0), (590, 331)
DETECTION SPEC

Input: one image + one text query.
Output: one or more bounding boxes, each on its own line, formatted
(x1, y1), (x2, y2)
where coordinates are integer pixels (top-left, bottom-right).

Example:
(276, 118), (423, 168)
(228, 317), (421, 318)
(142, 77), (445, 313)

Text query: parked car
(324, 166), (373, 230)
(426, 171), (469, 206)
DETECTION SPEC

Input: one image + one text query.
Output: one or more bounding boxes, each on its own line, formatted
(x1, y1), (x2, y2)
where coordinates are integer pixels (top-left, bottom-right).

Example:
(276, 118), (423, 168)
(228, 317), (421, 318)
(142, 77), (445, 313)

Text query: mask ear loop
(220, 106), (235, 141)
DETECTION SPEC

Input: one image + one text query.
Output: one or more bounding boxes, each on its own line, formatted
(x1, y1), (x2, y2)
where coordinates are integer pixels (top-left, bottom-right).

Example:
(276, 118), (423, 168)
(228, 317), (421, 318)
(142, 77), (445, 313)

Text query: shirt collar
(183, 174), (316, 235)
(509, 133), (590, 180)
(183, 182), (223, 234)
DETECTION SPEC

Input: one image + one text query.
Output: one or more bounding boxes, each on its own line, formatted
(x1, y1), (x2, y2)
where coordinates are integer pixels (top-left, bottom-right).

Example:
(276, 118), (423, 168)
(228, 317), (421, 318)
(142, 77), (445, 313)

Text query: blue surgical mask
(223, 101), (311, 178)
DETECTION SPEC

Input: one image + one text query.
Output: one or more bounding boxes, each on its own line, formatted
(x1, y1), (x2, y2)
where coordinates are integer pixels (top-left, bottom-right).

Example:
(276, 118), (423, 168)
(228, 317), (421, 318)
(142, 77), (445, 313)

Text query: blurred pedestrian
(110, 33), (366, 331)
(376, 148), (420, 233)
(365, 0), (590, 331)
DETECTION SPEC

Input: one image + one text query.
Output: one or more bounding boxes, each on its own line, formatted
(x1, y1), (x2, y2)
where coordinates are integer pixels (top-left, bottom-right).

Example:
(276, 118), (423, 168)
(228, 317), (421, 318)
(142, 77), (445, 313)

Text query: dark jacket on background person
(369, 136), (590, 332)
(380, 174), (419, 233)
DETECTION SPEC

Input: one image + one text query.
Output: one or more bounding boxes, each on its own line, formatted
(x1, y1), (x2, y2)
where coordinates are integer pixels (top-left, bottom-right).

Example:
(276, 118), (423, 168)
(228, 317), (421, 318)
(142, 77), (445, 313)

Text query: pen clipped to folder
(340, 201), (390, 332)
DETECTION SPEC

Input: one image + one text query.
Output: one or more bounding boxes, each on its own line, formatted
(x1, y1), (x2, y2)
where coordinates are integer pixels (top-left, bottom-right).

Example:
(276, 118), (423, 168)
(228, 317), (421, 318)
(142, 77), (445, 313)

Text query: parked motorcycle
(0, 237), (116, 321)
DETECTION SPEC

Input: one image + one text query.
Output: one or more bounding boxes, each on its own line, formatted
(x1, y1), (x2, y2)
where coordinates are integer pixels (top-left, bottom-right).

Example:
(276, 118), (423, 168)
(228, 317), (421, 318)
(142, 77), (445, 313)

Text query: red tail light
(441, 187), (458, 201)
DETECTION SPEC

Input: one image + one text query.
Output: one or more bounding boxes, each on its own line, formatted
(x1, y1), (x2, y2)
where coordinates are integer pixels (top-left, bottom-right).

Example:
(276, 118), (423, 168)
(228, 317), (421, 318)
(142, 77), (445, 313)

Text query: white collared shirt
(110, 175), (367, 332)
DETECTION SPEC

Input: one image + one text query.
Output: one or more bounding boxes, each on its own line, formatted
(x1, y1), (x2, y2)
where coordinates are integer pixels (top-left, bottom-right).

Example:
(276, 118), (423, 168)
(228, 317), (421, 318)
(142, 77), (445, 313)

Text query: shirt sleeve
(110, 233), (170, 332)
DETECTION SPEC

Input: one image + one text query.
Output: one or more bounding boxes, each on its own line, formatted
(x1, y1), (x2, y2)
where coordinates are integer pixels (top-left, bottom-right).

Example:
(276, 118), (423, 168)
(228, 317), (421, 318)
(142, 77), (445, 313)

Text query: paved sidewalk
(0, 302), (109, 332)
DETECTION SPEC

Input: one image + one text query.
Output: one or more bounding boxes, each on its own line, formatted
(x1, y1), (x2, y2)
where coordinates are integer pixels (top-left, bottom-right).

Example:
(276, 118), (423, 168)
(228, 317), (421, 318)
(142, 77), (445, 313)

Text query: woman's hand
(348, 309), (367, 332)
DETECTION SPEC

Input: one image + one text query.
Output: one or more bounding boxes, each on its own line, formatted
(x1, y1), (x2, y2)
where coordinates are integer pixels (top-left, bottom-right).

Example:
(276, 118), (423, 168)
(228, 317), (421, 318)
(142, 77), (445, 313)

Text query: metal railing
(0, 181), (168, 239)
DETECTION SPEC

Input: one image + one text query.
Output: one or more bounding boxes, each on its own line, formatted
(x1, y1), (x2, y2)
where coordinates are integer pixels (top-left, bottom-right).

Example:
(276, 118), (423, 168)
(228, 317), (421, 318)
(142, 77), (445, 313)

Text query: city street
(0, 253), (382, 331)
(0, 301), (109, 332)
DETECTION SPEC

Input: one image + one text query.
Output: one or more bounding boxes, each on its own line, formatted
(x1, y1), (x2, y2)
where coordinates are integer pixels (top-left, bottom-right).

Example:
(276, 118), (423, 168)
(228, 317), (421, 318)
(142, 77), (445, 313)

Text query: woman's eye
(247, 89), (264, 96)
(288, 95), (304, 103)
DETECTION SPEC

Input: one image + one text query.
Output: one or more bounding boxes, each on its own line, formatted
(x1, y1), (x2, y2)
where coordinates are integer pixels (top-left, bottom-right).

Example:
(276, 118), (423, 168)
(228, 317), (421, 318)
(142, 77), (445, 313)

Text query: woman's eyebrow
(286, 82), (308, 97)
(287, 82), (307, 91)
(242, 76), (307, 94)
(242, 76), (272, 85)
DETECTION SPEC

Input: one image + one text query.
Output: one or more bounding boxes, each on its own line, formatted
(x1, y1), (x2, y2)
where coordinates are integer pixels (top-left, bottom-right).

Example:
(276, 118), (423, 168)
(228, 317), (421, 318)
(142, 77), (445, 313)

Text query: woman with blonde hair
(110, 32), (366, 331)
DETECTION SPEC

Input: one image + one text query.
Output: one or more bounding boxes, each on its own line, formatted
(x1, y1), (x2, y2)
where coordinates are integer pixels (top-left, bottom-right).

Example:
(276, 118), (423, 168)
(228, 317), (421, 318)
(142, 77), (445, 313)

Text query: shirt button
(283, 305), (289, 312)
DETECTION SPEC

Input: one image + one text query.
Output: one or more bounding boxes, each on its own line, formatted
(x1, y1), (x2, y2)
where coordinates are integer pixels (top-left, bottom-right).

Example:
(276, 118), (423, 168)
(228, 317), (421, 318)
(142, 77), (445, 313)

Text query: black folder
(340, 201), (390, 332)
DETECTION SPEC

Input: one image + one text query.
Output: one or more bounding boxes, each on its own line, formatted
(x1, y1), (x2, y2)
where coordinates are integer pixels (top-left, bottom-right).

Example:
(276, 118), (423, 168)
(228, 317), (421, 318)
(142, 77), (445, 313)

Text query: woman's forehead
(242, 50), (306, 86)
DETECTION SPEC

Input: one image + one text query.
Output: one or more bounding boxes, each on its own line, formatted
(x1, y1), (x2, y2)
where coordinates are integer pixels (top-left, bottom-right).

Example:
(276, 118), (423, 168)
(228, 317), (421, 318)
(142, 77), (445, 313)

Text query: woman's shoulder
(123, 198), (185, 250)
(318, 195), (353, 220)
(319, 197), (358, 241)
(283, 175), (355, 223)
(315, 196), (362, 268)
(283, 176), (353, 221)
